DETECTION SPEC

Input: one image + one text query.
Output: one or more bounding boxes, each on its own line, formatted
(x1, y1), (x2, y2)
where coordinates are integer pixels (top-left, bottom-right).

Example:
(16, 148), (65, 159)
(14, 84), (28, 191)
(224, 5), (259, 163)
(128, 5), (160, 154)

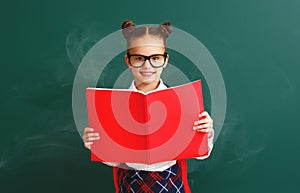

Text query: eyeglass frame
(126, 52), (168, 68)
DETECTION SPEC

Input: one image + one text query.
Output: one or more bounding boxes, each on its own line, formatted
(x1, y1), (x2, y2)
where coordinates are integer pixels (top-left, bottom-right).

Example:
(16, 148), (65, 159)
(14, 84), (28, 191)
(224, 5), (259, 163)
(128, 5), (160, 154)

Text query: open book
(86, 80), (208, 164)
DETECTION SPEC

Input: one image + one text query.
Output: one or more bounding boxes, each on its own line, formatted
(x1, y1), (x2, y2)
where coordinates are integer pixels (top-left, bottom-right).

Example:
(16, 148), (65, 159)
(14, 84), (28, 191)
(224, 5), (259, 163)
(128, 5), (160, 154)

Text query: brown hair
(121, 20), (172, 49)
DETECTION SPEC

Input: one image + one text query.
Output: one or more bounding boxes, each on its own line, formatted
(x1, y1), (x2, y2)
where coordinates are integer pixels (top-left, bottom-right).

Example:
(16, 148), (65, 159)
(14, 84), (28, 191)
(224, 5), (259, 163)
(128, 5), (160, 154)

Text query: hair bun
(159, 21), (172, 38)
(122, 20), (135, 39)
(122, 20), (135, 29)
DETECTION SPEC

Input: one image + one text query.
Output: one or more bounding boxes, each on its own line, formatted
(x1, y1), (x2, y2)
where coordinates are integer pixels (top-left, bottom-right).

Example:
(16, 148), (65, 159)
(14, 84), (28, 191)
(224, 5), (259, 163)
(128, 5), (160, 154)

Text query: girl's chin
(136, 78), (159, 85)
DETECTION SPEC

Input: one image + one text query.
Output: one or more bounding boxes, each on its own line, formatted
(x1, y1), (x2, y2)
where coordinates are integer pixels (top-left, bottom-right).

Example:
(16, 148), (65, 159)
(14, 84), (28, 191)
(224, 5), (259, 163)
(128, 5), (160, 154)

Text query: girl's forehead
(128, 35), (165, 49)
(128, 45), (165, 55)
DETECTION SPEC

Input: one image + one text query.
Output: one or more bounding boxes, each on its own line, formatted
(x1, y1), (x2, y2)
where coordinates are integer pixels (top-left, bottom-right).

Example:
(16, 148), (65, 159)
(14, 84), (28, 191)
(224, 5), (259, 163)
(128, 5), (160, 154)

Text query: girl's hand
(83, 127), (100, 149)
(193, 111), (214, 138)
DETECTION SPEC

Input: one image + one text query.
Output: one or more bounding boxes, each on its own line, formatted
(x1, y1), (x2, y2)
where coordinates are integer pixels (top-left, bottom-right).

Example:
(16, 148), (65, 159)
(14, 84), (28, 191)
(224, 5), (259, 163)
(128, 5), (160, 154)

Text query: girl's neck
(135, 80), (160, 93)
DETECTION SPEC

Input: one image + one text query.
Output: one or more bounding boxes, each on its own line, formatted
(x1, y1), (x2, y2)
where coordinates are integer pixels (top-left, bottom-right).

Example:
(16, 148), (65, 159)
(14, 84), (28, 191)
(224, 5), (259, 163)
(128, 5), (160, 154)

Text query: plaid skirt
(117, 164), (185, 193)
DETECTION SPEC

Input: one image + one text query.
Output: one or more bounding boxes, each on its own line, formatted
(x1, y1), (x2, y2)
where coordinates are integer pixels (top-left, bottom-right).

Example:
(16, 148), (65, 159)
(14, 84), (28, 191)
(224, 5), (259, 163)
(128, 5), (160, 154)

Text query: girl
(83, 20), (214, 193)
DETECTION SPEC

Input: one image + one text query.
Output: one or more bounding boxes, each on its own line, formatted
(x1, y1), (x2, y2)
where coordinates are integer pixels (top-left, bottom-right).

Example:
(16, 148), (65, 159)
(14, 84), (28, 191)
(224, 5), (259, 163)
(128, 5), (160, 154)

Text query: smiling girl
(83, 20), (214, 193)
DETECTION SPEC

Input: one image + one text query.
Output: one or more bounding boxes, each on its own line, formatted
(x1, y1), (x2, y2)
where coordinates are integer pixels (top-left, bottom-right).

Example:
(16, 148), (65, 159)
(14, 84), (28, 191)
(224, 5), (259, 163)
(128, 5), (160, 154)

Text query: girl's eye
(134, 56), (144, 61)
(152, 56), (160, 60)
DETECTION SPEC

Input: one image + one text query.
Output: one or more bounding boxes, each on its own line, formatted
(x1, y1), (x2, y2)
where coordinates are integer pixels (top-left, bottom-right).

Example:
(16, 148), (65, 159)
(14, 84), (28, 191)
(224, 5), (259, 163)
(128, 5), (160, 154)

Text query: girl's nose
(143, 59), (152, 68)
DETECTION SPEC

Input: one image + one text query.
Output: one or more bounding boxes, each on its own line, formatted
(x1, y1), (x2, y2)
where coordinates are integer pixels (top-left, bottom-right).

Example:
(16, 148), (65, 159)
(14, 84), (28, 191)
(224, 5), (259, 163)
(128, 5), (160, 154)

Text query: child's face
(125, 35), (168, 88)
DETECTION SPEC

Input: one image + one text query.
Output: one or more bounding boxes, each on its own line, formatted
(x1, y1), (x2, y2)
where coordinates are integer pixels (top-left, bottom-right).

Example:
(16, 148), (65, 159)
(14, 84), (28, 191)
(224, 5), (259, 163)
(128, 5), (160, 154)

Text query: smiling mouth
(140, 71), (155, 77)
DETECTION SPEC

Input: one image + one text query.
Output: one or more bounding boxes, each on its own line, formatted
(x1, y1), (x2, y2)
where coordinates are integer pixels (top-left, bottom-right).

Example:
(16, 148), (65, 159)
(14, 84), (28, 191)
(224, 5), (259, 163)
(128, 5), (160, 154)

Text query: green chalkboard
(1, 0), (300, 193)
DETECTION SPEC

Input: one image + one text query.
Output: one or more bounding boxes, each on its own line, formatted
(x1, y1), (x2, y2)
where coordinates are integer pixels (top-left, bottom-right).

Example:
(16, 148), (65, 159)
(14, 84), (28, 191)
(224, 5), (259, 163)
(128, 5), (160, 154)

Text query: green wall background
(1, 0), (300, 192)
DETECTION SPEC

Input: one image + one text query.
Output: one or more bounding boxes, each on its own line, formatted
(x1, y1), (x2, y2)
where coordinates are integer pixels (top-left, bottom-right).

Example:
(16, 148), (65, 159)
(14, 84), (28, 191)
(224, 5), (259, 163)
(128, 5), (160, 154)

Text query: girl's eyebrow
(127, 52), (166, 55)
(129, 53), (164, 55)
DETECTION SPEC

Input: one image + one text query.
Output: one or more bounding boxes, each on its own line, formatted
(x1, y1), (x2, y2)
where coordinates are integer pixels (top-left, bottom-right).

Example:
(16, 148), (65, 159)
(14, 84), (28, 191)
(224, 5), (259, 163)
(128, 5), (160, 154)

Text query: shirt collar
(128, 79), (167, 92)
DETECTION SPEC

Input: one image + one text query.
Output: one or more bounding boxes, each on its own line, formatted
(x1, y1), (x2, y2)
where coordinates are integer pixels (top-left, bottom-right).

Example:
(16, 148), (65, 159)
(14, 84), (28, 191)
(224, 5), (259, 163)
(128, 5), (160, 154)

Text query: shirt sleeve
(102, 162), (119, 167)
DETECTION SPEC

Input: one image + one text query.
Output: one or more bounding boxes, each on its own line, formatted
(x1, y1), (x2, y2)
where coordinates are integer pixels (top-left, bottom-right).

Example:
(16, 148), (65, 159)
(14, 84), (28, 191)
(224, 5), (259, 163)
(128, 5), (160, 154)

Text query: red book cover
(86, 80), (208, 164)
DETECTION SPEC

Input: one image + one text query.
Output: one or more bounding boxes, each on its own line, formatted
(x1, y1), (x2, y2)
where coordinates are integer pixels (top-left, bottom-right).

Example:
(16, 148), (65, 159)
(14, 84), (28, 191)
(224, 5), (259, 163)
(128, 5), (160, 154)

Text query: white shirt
(104, 79), (214, 171)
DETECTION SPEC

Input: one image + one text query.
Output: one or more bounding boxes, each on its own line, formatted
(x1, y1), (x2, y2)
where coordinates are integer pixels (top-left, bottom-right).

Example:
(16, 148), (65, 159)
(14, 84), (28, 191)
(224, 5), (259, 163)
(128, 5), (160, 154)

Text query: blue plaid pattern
(118, 164), (185, 193)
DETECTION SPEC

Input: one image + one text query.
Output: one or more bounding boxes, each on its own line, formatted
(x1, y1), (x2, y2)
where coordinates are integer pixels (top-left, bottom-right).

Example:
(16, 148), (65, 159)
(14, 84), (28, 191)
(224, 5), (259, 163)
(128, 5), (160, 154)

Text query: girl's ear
(124, 54), (130, 67)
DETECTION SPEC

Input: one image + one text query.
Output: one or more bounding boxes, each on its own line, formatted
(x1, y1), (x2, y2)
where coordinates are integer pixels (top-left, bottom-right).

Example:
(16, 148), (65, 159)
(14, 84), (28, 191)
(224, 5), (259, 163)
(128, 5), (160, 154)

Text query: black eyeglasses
(127, 52), (168, 68)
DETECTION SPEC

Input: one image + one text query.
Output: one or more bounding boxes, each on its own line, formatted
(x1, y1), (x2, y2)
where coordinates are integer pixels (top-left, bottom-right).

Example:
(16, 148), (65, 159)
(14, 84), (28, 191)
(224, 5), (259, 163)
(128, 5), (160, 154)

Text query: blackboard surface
(1, 0), (299, 193)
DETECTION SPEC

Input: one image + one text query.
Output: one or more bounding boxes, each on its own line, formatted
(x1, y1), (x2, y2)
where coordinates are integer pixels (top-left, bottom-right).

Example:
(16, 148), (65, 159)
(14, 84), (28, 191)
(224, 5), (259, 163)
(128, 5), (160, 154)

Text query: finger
(196, 128), (210, 133)
(87, 133), (100, 138)
(198, 111), (211, 119)
(194, 118), (212, 125)
(84, 133), (99, 140)
(84, 127), (94, 133)
(85, 141), (94, 146)
(84, 132), (100, 140)
(195, 128), (214, 138)
(85, 136), (100, 142)
(193, 123), (212, 130)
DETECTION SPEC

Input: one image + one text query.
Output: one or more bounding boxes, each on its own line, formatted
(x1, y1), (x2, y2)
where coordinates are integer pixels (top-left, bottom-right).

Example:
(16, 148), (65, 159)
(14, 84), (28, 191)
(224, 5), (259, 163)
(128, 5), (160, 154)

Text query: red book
(86, 80), (208, 164)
